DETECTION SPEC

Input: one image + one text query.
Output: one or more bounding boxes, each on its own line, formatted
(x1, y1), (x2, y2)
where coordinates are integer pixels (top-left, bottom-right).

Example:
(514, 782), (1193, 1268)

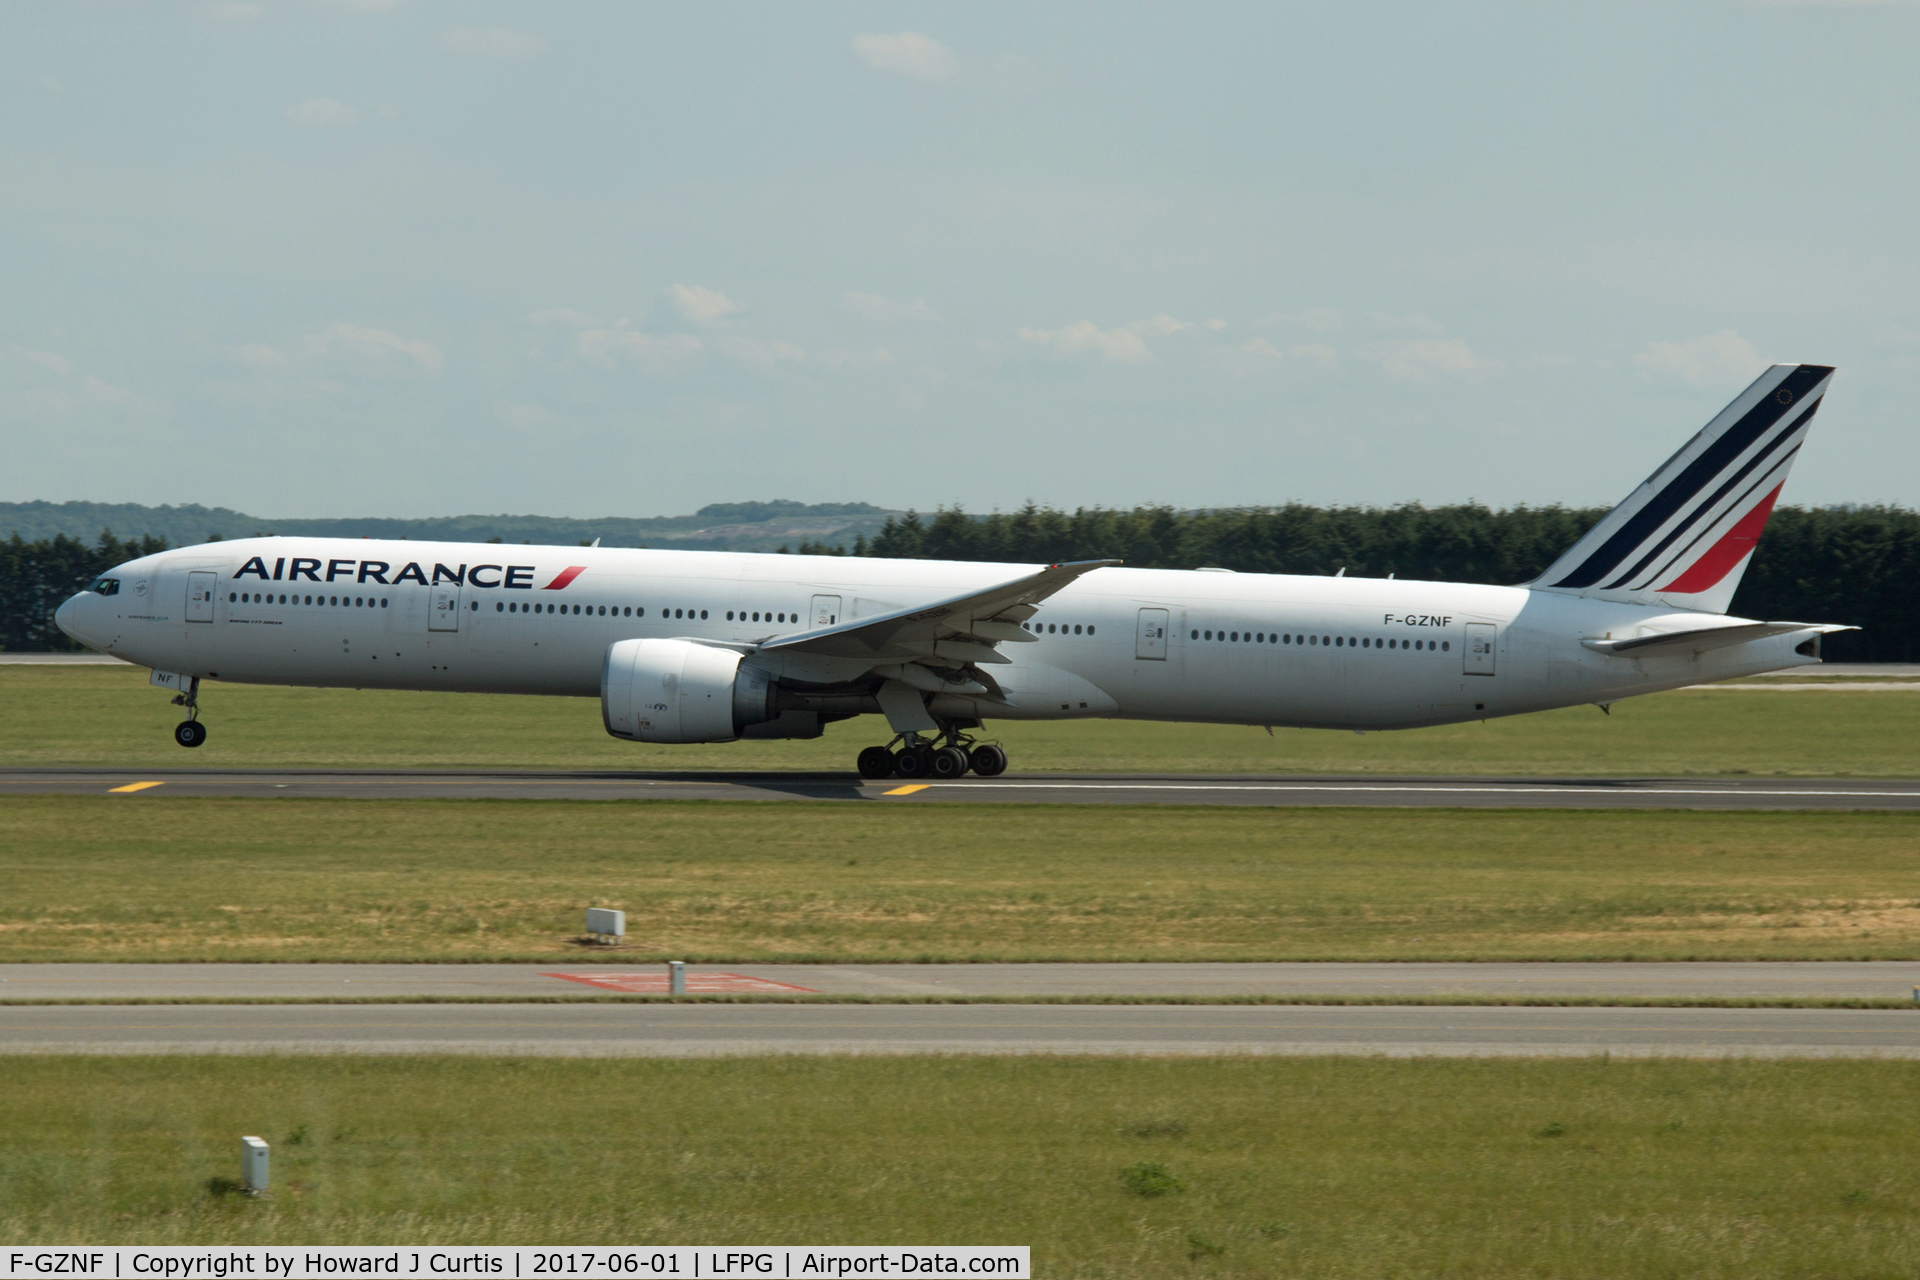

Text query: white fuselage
(57, 537), (1819, 733)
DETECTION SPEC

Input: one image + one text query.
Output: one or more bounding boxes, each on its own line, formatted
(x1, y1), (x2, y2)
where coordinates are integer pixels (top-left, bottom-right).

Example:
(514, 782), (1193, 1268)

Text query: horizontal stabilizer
(1581, 621), (1855, 657)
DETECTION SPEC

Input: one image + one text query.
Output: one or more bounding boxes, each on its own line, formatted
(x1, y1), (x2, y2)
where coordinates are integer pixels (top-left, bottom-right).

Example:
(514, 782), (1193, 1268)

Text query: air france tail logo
(230, 555), (584, 591)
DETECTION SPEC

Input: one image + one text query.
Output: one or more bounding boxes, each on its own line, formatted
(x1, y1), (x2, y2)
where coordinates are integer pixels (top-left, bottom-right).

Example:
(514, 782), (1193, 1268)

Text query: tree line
(833, 502), (1918, 663)
(7, 507), (1915, 661)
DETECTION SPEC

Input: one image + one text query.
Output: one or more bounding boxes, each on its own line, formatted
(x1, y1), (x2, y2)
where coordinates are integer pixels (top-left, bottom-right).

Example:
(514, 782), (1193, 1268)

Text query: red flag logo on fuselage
(542, 566), (588, 590)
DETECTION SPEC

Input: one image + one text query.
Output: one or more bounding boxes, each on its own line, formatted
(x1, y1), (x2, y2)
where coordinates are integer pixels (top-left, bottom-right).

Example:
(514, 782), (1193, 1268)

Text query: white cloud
(1019, 321), (1155, 364)
(1133, 314), (1193, 336)
(1258, 309), (1344, 331)
(288, 97), (358, 127)
(304, 322), (441, 373)
(1364, 339), (1502, 381)
(20, 348), (72, 376)
(197, 2), (262, 21)
(818, 348), (896, 372)
(1633, 331), (1766, 388)
(1368, 311), (1446, 333)
(443, 28), (548, 59)
(843, 292), (938, 323)
(853, 32), (956, 80)
(577, 326), (703, 373)
(1224, 338), (1338, 376)
(717, 336), (806, 370)
(669, 284), (747, 327)
(84, 375), (135, 405)
(1206, 318), (1227, 331)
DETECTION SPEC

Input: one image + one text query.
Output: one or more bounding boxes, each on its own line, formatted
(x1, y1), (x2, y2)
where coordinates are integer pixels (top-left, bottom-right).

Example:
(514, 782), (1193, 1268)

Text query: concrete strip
(6, 961), (1920, 1001)
(2, 1003), (1917, 1058)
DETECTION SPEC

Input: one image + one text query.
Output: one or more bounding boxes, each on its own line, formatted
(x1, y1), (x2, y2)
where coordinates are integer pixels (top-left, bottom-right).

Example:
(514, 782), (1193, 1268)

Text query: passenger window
(1087, 625), (1094, 635)
(1074, 625), (1083, 635)
(1442, 641), (1450, 651)
(701, 611), (708, 619)
(1190, 630), (1199, 639)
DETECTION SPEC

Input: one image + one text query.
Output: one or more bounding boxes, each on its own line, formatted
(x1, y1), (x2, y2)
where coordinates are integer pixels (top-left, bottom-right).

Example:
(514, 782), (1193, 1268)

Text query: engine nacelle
(601, 639), (775, 743)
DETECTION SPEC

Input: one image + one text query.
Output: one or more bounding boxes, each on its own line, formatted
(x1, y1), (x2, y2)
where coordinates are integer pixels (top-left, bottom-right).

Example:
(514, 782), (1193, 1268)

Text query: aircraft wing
(758, 559), (1121, 668)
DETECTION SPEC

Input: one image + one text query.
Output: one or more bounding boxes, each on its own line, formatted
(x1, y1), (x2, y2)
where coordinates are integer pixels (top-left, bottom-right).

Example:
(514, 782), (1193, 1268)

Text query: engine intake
(601, 639), (776, 743)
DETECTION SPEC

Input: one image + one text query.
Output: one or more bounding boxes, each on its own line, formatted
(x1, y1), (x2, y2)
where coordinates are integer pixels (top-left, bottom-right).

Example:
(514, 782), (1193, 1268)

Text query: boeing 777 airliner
(57, 364), (1848, 779)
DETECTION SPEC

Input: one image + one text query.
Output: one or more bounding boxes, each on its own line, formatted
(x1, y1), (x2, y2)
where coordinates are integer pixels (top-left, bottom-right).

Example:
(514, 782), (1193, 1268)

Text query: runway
(8, 766), (1920, 808)
(8, 961), (1920, 1001)
(4, 1001), (1916, 1057)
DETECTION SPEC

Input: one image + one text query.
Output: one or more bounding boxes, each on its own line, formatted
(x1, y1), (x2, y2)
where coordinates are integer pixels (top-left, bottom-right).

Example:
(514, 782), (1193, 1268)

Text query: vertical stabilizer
(1529, 363), (1833, 614)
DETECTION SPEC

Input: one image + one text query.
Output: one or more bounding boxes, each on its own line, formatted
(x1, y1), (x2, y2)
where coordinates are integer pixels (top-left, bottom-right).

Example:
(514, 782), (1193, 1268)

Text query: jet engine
(601, 638), (779, 743)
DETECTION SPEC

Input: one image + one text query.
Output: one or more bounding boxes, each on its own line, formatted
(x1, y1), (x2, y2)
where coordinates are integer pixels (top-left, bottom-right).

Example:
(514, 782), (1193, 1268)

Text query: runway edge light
(669, 960), (686, 996)
(585, 907), (625, 945)
(241, 1136), (269, 1196)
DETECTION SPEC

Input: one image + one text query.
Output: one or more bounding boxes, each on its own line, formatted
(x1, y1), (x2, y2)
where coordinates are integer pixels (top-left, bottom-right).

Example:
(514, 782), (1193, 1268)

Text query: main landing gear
(857, 726), (1008, 780)
(171, 678), (207, 749)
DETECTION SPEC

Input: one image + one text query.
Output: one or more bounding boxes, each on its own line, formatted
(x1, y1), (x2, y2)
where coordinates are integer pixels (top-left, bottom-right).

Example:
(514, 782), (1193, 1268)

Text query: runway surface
(4, 1001), (1916, 1057)
(9, 766), (1920, 808)
(8, 961), (1920, 1001)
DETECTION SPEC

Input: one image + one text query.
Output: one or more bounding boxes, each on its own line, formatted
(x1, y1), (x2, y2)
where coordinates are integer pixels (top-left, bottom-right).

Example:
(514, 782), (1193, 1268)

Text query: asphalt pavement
(3, 1001), (1916, 1057)
(10, 766), (1920, 808)
(7, 961), (1920, 1001)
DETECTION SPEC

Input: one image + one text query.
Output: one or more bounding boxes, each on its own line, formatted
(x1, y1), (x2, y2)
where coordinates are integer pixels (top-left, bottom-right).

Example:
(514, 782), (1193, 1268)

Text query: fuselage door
(429, 584), (462, 632)
(186, 571), (216, 624)
(1135, 607), (1169, 660)
(1464, 622), (1496, 675)
(810, 594), (841, 629)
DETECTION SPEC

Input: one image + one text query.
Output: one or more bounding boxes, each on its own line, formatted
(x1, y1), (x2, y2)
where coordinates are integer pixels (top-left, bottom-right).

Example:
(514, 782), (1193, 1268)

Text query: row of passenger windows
(1023, 622), (1095, 635)
(233, 592), (387, 609)
(1193, 628), (1448, 652)
(497, 602), (664, 617)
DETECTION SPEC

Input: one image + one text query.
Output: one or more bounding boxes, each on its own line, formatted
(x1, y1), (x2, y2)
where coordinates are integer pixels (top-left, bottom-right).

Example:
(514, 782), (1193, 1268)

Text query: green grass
(8, 797), (1920, 962)
(6, 665), (1918, 775)
(5, 1055), (1919, 1277)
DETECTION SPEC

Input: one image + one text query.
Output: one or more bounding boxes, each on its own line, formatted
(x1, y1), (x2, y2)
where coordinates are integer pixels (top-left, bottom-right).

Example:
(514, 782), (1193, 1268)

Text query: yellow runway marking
(107, 781), (165, 793)
(883, 784), (930, 796)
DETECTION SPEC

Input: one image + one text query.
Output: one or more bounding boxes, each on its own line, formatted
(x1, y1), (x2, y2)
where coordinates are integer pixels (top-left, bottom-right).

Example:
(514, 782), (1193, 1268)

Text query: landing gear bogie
(858, 723), (1009, 780)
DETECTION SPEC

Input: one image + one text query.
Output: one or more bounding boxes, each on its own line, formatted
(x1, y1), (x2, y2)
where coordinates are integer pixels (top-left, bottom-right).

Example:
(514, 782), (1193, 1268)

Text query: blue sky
(4, 1), (1917, 519)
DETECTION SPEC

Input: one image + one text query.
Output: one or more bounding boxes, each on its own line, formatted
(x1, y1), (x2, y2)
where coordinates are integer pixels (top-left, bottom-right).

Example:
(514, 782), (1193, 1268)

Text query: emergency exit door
(1136, 607), (1169, 660)
(185, 571), (216, 623)
(1464, 622), (1497, 675)
(429, 584), (462, 631)
(811, 595), (841, 628)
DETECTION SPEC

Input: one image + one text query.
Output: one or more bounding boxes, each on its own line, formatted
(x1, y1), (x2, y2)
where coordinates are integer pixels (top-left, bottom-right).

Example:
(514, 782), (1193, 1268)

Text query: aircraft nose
(55, 593), (92, 646)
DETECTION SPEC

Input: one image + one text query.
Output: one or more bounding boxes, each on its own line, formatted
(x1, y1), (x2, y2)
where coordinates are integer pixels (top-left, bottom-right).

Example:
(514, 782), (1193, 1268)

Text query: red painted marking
(542, 566), (588, 590)
(1660, 483), (1783, 594)
(542, 972), (818, 994)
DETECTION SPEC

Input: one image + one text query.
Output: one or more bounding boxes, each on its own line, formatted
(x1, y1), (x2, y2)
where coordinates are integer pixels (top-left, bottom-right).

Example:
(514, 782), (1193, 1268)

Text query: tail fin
(1530, 363), (1833, 614)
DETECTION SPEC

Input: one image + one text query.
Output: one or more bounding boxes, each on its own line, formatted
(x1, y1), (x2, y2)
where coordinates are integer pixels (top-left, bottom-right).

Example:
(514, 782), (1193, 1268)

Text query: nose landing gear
(857, 724), (1007, 780)
(171, 678), (206, 749)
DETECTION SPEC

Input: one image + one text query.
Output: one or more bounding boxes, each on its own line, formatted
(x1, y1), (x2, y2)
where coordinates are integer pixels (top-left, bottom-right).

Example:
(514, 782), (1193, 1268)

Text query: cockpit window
(90, 577), (120, 597)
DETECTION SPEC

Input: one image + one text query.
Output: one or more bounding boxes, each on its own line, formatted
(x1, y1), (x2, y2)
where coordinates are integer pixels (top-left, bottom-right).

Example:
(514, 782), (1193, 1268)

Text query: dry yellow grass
(5, 797), (1920, 961)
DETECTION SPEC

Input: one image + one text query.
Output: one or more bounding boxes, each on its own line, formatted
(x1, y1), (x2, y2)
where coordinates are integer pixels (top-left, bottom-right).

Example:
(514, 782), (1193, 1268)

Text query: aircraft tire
(930, 745), (971, 779)
(174, 721), (207, 749)
(856, 746), (896, 779)
(893, 745), (932, 779)
(969, 743), (1008, 777)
